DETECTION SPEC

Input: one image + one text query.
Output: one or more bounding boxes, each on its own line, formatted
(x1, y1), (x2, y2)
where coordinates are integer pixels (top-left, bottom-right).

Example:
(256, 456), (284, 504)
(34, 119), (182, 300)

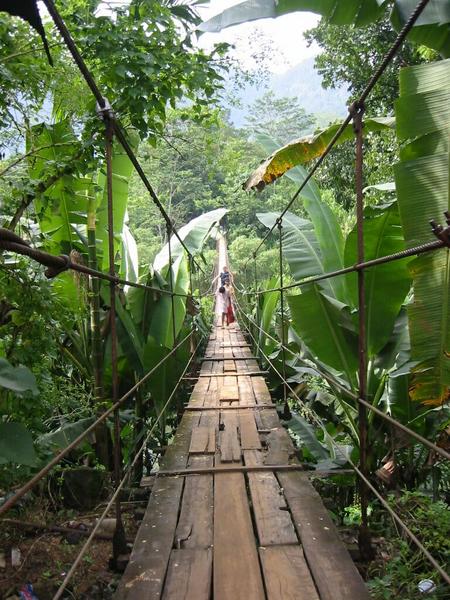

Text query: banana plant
(199, 0), (450, 57)
(394, 58), (450, 406)
(255, 196), (418, 462)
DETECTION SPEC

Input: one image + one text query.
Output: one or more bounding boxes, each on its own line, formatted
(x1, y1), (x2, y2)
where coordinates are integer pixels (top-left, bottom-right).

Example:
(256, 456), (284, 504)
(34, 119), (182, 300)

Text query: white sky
(196, 0), (320, 74)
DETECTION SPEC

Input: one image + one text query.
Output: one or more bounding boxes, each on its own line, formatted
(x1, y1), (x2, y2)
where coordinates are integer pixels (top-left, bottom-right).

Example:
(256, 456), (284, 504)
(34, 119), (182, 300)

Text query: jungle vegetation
(0, 0), (449, 598)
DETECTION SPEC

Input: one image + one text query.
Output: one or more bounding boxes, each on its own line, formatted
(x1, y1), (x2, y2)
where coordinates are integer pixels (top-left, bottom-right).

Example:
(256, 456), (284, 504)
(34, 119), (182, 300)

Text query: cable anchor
(430, 212), (450, 247)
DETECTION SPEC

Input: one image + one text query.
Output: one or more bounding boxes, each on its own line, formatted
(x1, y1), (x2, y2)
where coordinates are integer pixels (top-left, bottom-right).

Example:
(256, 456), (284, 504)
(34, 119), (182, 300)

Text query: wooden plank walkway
(114, 320), (370, 600)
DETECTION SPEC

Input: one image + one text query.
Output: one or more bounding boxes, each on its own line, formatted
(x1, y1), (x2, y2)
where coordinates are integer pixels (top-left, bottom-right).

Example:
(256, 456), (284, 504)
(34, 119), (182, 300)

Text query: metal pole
(104, 114), (128, 563)
(278, 219), (288, 414)
(353, 103), (372, 560)
(167, 223), (177, 347)
(188, 255), (194, 298)
(253, 252), (260, 356)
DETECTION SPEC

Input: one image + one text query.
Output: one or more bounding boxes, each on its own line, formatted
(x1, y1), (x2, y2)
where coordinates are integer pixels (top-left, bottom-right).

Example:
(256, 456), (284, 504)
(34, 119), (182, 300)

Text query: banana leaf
(394, 58), (450, 405)
(256, 133), (347, 302)
(258, 277), (280, 353)
(96, 131), (139, 271)
(27, 121), (92, 253)
(200, 0), (386, 32)
(255, 132), (321, 202)
(285, 414), (330, 463)
(200, 0), (449, 56)
(153, 208), (227, 273)
(148, 255), (190, 348)
(288, 286), (358, 387)
(256, 211), (343, 300)
(244, 117), (395, 191)
(344, 201), (411, 356)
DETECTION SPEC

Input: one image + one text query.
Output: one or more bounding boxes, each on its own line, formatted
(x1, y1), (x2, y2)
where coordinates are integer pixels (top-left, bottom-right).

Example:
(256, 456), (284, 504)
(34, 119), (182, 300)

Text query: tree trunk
(87, 198), (112, 469)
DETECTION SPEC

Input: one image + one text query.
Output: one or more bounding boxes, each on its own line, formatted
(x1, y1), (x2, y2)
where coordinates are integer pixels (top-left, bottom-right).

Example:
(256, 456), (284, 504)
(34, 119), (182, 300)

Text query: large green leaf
(285, 414), (330, 463)
(256, 133), (347, 302)
(257, 211), (322, 277)
(27, 121), (91, 253)
(96, 132), (139, 271)
(344, 201), (411, 356)
(153, 208), (227, 272)
(394, 58), (450, 405)
(392, 0), (450, 57)
(37, 417), (96, 452)
(148, 255), (190, 347)
(199, 0), (386, 32)
(0, 359), (38, 396)
(288, 286), (358, 386)
(200, 0), (449, 56)
(0, 422), (37, 466)
(258, 277), (280, 352)
(256, 211), (342, 300)
(244, 117), (395, 191)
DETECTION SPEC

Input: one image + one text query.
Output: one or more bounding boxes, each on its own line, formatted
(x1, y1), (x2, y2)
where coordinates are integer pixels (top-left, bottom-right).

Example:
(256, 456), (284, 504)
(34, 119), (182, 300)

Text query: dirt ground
(0, 503), (141, 600)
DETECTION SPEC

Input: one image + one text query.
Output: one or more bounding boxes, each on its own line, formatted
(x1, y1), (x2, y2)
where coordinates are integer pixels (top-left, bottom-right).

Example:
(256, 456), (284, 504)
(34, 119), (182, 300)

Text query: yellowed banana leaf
(244, 117), (395, 191)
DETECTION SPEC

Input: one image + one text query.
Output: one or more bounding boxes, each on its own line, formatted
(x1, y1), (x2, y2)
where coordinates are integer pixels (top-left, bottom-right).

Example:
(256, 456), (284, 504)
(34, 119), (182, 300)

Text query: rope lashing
(0, 228), (70, 278)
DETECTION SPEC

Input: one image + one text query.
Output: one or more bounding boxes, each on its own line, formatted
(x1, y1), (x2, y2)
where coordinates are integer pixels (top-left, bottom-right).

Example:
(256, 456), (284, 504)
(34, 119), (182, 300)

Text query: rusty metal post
(253, 252), (260, 356)
(167, 222), (177, 346)
(353, 103), (373, 560)
(188, 255), (194, 298)
(277, 219), (288, 415)
(104, 113), (128, 564)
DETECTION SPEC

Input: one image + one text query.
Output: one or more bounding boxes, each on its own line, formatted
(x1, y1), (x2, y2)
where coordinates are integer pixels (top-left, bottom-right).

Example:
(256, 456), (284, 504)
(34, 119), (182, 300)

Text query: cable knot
(96, 97), (114, 121)
(45, 254), (71, 279)
(430, 212), (450, 247)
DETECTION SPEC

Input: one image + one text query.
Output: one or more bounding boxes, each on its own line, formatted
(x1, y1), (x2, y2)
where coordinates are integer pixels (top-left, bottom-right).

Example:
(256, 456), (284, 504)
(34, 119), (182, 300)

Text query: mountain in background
(224, 56), (349, 128)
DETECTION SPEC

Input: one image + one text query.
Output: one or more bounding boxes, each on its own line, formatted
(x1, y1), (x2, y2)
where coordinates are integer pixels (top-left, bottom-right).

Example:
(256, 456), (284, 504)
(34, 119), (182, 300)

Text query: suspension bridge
(114, 236), (370, 600)
(0, 1), (449, 598)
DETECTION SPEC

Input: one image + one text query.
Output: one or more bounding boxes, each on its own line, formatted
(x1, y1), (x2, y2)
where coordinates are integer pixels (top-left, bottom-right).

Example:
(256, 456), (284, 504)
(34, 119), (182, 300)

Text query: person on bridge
(213, 265), (234, 290)
(217, 285), (232, 327)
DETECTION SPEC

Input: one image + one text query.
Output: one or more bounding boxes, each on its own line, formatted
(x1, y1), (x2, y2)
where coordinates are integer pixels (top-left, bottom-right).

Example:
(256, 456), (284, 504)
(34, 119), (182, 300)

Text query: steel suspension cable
(235, 301), (450, 586)
(243, 238), (446, 297)
(0, 228), (212, 299)
(0, 330), (195, 518)
(52, 334), (204, 600)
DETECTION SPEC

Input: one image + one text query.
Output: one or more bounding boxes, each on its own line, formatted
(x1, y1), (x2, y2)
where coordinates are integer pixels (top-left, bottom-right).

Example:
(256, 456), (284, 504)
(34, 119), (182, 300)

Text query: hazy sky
(197, 0), (320, 74)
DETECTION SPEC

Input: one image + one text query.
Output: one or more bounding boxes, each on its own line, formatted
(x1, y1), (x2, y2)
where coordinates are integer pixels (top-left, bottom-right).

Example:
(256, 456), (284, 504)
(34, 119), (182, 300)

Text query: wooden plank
(219, 412), (241, 462)
(252, 376), (272, 404)
(201, 356), (252, 362)
(245, 450), (298, 546)
(219, 386), (239, 401)
(175, 456), (213, 549)
(259, 546), (320, 600)
(114, 476), (183, 599)
(163, 548), (212, 600)
(278, 472), (370, 600)
(189, 426), (215, 454)
(186, 405), (275, 412)
(224, 359), (236, 372)
(238, 376), (256, 406)
(193, 371), (268, 378)
(214, 472), (265, 600)
(265, 427), (296, 465)
(239, 412), (261, 449)
(152, 464), (307, 476)
(115, 414), (195, 600)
